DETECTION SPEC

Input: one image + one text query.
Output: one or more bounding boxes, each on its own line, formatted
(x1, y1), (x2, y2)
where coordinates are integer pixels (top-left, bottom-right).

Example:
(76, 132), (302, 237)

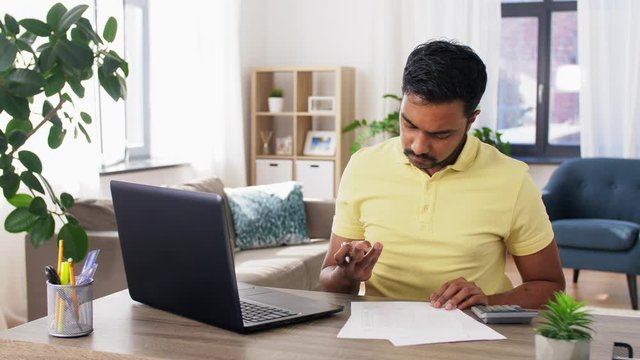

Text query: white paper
(337, 301), (506, 346)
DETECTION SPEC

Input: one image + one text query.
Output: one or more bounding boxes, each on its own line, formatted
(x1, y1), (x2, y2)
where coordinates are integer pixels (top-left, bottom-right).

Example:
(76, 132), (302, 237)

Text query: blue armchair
(542, 158), (640, 310)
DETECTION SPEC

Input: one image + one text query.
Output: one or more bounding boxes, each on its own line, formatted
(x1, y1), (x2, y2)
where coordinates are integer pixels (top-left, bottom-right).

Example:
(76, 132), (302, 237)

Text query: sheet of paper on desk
(338, 301), (506, 346)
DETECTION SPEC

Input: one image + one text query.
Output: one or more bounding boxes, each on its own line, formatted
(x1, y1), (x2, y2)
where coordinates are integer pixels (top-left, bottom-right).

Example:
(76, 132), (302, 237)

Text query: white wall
(238, 0), (559, 190)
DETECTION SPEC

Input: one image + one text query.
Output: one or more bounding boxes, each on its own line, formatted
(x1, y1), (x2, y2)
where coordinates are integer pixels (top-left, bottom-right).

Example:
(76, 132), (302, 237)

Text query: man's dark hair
(402, 40), (487, 118)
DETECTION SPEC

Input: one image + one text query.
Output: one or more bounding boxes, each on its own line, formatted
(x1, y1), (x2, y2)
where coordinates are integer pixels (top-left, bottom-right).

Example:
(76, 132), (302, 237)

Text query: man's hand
(430, 277), (488, 310)
(333, 240), (383, 282)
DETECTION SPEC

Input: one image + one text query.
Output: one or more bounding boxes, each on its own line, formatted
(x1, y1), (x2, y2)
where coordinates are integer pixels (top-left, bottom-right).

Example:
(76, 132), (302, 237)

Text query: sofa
(25, 177), (335, 321)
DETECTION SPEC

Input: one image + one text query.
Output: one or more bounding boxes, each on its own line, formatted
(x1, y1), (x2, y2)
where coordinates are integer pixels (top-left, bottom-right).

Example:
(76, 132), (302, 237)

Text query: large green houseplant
(534, 292), (593, 360)
(342, 93), (511, 155)
(0, 3), (127, 261)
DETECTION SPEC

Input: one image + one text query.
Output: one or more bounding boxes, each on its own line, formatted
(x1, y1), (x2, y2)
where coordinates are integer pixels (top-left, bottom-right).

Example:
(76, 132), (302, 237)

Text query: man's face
(399, 94), (477, 174)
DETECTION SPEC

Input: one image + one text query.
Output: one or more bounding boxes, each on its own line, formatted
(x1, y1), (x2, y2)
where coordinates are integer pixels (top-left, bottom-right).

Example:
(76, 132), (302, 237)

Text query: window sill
(513, 156), (576, 165)
(100, 159), (188, 176)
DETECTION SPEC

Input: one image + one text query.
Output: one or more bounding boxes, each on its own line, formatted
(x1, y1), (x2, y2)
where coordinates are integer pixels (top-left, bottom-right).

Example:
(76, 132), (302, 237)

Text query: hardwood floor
(505, 255), (638, 311)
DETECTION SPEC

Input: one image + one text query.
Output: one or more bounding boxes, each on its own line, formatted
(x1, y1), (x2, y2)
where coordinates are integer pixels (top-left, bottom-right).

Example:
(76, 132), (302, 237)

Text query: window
(99, 0), (150, 167)
(498, 0), (579, 158)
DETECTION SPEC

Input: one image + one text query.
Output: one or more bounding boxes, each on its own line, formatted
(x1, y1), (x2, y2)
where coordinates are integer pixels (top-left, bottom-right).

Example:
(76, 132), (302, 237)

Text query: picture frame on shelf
(276, 136), (293, 155)
(303, 131), (337, 156)
(308, 96), (335, 113)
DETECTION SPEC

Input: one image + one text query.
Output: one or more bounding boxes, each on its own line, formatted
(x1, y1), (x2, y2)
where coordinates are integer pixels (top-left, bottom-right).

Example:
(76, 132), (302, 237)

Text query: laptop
(110, 180), (343, 333)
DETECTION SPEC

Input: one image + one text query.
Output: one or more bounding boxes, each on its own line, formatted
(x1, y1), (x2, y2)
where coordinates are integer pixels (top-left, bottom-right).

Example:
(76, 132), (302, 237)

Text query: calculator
(471, 305), (539, 324)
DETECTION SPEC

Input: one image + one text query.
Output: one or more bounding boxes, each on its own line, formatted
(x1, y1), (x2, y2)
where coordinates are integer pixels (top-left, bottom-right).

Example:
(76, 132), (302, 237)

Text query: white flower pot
(268, 97), (283, 112)
(535, 334), (590, 360)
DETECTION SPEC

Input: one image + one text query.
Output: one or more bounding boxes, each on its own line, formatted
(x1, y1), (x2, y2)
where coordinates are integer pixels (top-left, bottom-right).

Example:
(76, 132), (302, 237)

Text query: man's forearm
(319, 266), (360, 294)
(487, 280), (565, 309)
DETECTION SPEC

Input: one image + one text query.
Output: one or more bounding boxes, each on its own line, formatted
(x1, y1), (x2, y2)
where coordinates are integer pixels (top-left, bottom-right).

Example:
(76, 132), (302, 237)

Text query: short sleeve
(505, 173), (554, 256)
(331, 151), (365, 239)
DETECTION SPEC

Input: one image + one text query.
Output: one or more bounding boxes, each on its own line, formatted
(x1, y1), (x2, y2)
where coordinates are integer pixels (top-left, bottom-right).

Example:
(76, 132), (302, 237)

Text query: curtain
(374, 0), (501, 129)
(148, 0), (247, 187)
(578, 0), (640, 158)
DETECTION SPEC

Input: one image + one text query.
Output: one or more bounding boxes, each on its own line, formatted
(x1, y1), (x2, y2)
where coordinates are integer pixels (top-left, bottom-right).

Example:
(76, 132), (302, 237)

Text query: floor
(505, 256), (639, 315)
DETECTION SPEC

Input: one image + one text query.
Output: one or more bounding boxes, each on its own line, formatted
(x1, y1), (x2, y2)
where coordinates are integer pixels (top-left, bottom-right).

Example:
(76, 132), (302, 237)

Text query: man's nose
(411, 132), (431, 155)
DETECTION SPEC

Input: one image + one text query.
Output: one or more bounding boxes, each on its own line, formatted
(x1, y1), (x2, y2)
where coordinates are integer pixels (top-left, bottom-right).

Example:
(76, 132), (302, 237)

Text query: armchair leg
(626, 274), (638, 310)
(573, 269), (580, 283)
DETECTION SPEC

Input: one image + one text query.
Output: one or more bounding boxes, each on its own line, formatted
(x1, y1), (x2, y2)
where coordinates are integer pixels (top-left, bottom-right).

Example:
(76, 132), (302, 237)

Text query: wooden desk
(1, 289), (638, 359)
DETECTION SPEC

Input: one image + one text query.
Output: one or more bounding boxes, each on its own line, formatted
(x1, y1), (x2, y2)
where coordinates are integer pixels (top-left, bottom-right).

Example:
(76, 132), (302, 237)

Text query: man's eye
(434, 133), (451, 140)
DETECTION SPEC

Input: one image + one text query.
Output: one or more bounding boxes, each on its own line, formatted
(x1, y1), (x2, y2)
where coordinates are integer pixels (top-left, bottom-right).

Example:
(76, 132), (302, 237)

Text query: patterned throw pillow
(225, 182), (309, 249)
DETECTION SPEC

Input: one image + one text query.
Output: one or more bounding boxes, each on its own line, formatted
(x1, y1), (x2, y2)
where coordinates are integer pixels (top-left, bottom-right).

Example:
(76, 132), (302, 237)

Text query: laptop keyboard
(240, 301), (298, 323)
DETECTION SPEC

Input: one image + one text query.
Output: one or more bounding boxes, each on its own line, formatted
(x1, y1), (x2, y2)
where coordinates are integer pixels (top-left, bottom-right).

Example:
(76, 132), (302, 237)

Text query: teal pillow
(225, 182), (309, 249)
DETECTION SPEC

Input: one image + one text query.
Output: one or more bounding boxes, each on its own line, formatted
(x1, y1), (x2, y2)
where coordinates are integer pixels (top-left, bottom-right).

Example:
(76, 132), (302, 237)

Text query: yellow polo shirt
(332, 135), (553, 300)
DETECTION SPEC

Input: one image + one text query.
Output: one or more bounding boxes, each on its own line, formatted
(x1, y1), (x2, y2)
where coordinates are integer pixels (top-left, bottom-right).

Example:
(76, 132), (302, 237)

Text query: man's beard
(403, 135), (467, 171)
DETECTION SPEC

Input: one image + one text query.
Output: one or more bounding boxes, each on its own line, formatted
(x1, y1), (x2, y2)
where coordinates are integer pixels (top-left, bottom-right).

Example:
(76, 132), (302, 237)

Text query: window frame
(501, 0), (579, 159)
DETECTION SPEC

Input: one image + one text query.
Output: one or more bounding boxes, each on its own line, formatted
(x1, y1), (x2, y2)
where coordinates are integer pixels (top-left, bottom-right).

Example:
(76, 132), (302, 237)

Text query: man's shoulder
(351, 136), (402, 164)
(474, 142), (529, 176)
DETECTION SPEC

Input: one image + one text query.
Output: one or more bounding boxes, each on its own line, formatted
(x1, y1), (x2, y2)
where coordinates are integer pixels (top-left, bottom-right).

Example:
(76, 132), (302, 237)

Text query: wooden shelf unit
(250, 67), (355, 198)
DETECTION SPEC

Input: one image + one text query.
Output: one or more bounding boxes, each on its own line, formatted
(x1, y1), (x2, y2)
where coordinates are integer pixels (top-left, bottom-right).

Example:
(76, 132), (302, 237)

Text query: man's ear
(466, 110), (480, 131)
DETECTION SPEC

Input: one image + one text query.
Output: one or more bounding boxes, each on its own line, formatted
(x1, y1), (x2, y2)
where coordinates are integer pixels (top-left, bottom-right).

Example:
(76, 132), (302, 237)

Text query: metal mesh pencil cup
(46, 279), (94, 337)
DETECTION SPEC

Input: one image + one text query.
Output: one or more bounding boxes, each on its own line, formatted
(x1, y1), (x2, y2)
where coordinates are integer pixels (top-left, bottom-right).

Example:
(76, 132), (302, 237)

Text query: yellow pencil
(57, 239), (64, 276)
(68, 258), (79, 319)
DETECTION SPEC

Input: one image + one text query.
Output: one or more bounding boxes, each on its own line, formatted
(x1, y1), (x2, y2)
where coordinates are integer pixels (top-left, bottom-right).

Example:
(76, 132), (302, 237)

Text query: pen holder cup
(46, 280), (94, 337)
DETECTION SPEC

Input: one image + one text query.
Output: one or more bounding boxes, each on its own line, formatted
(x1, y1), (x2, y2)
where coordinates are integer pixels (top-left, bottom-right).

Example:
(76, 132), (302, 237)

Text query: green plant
(269, 87), (283, 98)
(342, 93), (400, 153)
(473, 127), (511, 156)
(535, 292), (593, 341)
(1, 3), (127, 261)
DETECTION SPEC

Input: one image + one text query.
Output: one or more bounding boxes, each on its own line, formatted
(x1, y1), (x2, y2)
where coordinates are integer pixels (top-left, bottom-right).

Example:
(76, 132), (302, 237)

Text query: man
(319, 40), (565, 310)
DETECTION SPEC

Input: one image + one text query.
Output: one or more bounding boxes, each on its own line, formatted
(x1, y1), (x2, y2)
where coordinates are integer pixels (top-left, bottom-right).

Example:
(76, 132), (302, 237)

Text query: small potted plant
(534, 292), (594, 360)
(268, 87), (284, 112)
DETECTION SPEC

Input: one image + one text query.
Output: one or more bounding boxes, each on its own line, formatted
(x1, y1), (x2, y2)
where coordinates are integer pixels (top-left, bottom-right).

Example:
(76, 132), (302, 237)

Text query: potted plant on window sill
(534, 292), (593, 360)
(267, 87), (283, 113)
(1, 3), (127, 261)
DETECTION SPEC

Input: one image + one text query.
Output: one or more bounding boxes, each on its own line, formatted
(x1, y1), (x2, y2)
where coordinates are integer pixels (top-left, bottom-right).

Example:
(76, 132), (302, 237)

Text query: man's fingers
(358, 242), (383, 271)
(334, 242), (352, 265)
(457, 294), (488, 310)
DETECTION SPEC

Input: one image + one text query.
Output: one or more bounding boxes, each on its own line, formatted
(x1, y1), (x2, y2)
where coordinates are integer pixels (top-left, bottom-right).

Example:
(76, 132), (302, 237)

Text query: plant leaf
(58, 223), (88, 262)
(46, 3), (68, 31)
(18, 150), (43, 173)
(66, 77), (85, 98)
(6, 69), (46, 97)
(6, 118), (33, 135)
(77, 123), (91, 143)
(57, 4), (88, 33)
(80, 112), (92, 124)
(44, 67), (65, 96)
(103, 17), (117, 42)
(4, 207), (39, 233)
(60, 192), (74, 209)
(19, 19), (51, 36)
(28, 196), (48, 216)
(98, 69), (121, 101)
(20, 171), (45, 194)
(8, 130), (27, 148)
(75, 18), (101, 45)
(8, 193), (33, 208)
(48, 124), (66, 149)
(0, 36), (18, 71)
(0, 172), (20, 198)
(0, 131), (6, 153)
(42, 100), (62, 127)
(55, 39), (93, 71)
(0, 90), (30, 119)
(4, 14), (20, 35)
(30, 214), (55, 247)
